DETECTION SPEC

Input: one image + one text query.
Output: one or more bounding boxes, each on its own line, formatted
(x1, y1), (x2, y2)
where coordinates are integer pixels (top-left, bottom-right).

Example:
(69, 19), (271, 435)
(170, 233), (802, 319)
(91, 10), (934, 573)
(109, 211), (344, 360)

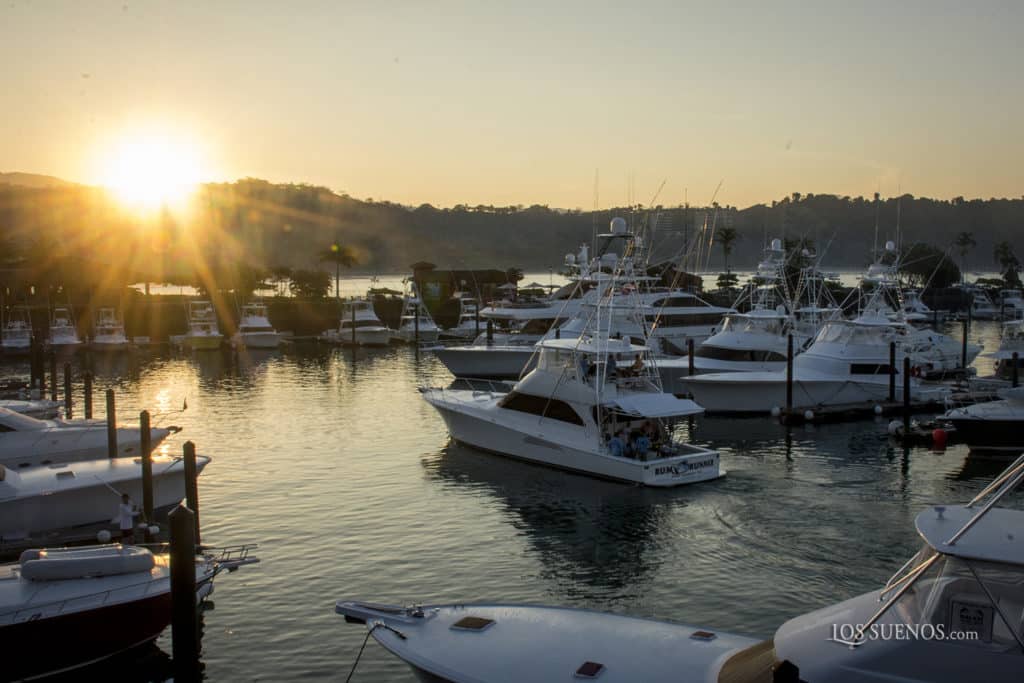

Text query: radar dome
(610, 217), (628, 234)
(565, 253), (576, 265)
(771, 238), (782, 251)
(885, 240), (896, 252)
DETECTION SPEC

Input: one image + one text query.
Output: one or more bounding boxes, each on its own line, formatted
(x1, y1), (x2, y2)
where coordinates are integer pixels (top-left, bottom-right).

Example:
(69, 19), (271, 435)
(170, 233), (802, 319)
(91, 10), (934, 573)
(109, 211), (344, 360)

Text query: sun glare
(98, 130), (207, 210)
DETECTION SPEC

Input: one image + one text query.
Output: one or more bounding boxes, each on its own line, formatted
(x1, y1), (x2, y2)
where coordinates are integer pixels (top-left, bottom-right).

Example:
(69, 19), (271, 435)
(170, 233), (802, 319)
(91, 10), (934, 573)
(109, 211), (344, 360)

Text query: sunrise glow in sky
(2, 1), (1021, 208)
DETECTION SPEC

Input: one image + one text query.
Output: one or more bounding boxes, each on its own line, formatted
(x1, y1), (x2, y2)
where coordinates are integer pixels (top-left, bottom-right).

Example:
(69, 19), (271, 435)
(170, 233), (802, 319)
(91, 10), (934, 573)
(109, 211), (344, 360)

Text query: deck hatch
(450, 616), (495, 632)
(690, 629), (717, 641)
(574, 661), (605, 678)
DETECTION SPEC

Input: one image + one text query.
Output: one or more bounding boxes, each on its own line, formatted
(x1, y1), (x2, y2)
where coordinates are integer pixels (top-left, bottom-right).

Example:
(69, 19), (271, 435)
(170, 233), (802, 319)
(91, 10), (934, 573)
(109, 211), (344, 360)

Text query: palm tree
(954, 232), (976, 283)
(319, 243), (358, 300)
(994, 241), (1022, 287)
(717, 227), (738, 272)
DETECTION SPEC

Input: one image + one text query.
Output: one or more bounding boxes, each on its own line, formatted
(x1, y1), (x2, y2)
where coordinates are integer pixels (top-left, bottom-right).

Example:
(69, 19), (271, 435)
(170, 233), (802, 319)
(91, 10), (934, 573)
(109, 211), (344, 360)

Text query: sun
(98, 129), (207, 210)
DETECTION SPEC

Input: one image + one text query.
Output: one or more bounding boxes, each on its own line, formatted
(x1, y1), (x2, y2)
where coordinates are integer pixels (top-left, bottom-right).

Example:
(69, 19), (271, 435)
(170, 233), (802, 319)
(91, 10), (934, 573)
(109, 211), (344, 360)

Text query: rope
(345, 623), (380, 683)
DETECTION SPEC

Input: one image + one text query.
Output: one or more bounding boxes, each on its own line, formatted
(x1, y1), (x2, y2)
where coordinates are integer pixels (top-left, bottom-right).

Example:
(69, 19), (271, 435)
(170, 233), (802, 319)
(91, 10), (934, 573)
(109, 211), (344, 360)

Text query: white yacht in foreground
(336, 455), (1024, 683)
(2, 543), (257, 680)
(422, 334), (722, 487)
(233, 300), (282, 349)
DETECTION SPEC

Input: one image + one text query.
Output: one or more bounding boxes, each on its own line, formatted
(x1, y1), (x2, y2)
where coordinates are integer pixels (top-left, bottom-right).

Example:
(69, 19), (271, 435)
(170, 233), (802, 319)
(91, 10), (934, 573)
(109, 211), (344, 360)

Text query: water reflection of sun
(96, 128), (208, 211)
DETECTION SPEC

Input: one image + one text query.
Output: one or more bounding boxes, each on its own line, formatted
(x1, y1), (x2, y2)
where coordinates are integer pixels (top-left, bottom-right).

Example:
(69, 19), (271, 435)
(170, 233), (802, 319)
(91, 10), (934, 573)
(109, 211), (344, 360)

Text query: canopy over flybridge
(916, 505), (1024, 566)
(538, 335), (649, 355)
(606, 394), (704, 418)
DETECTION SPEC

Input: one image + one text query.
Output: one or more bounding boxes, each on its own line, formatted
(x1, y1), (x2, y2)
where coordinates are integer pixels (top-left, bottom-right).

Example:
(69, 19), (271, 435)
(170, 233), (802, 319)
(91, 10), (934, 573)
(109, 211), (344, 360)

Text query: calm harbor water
(2, 318), (1018, 681)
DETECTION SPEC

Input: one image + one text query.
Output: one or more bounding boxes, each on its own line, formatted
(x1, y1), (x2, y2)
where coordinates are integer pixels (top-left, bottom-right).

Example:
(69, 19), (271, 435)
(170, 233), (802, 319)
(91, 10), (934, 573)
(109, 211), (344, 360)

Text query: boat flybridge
(233, 300), (282, 349)
(183, 300), (224, 350)
(48, 306), (82, 350)
(421, 332), (722, 488)
(0, 308), (32, 355)
(392, 285), (440, 344)
(337, 456), (1024, 683)
(967, 286), (1000, 320)
(90, 307), (130, 350)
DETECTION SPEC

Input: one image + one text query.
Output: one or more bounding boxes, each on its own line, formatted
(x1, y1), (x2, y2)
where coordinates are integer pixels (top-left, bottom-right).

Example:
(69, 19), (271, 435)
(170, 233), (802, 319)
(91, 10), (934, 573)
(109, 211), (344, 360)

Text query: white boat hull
(682, 371), (946, 414)
(343, 328), (391, 347)
(234, 331), (282, 349)
(0, 423), (172, 469)
(431, 346), (536, 379)
(423, 392), (721, 487)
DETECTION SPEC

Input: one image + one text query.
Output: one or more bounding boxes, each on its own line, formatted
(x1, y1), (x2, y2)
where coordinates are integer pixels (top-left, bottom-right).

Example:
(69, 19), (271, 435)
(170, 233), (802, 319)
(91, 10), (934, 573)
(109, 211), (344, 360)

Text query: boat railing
(448, 378), (515, 394)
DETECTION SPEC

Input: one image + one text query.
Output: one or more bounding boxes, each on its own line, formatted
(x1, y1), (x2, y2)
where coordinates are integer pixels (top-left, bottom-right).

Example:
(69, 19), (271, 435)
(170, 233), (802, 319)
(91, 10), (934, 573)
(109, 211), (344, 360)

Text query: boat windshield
(718, 314), (783, 336)
(886, 548), (1024, 651)
(0, 408), (46, 431)
(814, 322), (893, 346)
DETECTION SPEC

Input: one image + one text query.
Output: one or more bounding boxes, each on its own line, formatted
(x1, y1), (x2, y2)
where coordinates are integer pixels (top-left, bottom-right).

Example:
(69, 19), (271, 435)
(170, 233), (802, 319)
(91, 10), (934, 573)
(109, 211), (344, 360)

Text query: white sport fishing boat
(232, 300), (281, 349)
(337, 456), (1024, 683)
(998, 289), (1024, 318)
(0, 399), (62, 420)
(90, 307), (130, 351)
(1, 543), (257, 680)
(441, 294), (482, 340)
(422, 332), (722, 487)
(682, 303), (950, 414)
(967, 287), (1000, 320)
(985, 319), (1024, 380)
(0, 453), (210, 546)
(943, 386), (1024, 453)
(1, 309), (32, 355)
(183, 300), (224, 350)
(0, 406), (174, 469)
(392, 286), (440, 344)
(322, 299), (391, 347)
(48, 306), (82, 350)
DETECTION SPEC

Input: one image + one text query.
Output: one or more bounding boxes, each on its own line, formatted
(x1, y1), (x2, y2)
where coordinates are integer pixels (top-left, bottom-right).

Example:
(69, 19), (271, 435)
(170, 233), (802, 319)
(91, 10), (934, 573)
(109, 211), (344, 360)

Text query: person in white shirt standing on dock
(118, 493), (139, 544)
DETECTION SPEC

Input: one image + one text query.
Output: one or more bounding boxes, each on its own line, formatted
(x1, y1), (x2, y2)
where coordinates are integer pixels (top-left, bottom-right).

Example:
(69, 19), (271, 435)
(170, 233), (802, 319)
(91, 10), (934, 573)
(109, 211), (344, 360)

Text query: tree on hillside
(994, 241), (1022, 288)
(954, 232), (977, 283)
(717, 227), (738, 272)
(319, 242), (358, 300)
(899, 243), (961, 288)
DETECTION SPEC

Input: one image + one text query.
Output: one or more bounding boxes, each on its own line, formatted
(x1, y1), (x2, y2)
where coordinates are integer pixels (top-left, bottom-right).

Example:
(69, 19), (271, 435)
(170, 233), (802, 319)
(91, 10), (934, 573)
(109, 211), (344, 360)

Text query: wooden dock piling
(106, 389), (117, 457)
(350, 303), (356, 346)
(48, 351), (57, 402)
(785, 334), (794, 413)
(1014, 352), (1020, 388)
(902, 356), (911, 430)
(888, 341), (896, 402)
(140, 410), (154, 534)
(84, 372), (93, 419)
(63, 363), (72, 419)
(183, 441), (201, 544)
(169, 505), (200, 683)
(688, 339), (695, 376)
(961, 319), (969, 369)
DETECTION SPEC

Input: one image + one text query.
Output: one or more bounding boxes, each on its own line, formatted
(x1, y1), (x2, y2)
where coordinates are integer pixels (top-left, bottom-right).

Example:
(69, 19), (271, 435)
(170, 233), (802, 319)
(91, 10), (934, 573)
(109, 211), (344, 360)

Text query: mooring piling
(84, 372), (93, 419)
(902, 356), (912, 430)
(961, 319), (969, 369)
(888, 341), (896, 402)
(785, 334), (794, 414)
(688, 338), (695, 376)
(140, 410), (154, 536)
(1013, 352), (1020, 388)
(350, 302), (356, 346)
(169, 504), (200, 683)
(106, 389), (117, 458)
(63, 363), (72, 419)
(48, 351), (57, 402)
(183, 441), (201, 544)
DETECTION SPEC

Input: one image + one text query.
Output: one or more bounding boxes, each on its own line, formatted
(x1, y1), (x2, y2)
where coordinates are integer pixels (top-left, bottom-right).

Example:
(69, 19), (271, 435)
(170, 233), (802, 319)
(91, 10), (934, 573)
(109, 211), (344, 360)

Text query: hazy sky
(2, 0), (1022, 208)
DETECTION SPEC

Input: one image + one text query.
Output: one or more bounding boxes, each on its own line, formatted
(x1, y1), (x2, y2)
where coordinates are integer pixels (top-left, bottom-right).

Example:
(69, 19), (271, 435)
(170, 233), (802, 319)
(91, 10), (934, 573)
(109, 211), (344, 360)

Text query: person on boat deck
(606, 354), (618, 379)
(607, 430), (626, 457)
(578, 354), (590, 380)
(118, 493), (139, 544)
(632, 430), (651, 459)
(629, 354), (643, 375)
